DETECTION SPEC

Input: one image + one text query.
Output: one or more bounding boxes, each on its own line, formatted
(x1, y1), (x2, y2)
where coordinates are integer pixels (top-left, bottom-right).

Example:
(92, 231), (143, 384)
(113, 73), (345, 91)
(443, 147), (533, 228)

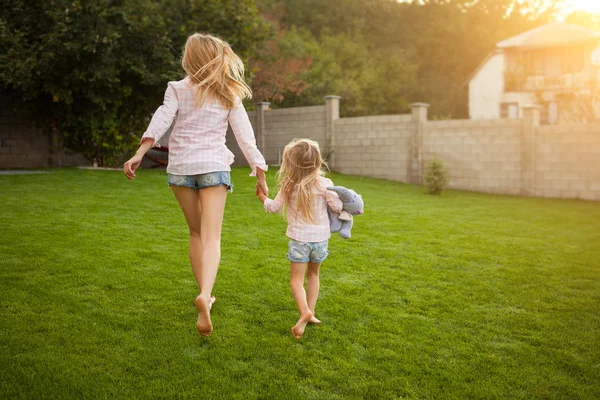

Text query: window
(561, 46), (584, 74)
(500, 103), (519, 119)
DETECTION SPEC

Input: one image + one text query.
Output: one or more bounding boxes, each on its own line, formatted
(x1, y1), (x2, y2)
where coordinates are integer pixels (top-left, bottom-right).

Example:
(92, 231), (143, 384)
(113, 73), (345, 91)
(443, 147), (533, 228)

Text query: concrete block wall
(423, 119), (523, 195)
(535, 124), (600, 200)
(0, 95), (88, 168)
(262, 105), (326, 164)
(0, 96), (52, 169)
(334, 115), (413, 181)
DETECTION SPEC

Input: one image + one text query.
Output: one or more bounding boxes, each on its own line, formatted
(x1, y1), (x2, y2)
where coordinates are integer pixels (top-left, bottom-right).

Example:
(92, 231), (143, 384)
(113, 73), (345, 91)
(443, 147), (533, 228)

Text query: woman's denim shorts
(168, 171), (233, 192)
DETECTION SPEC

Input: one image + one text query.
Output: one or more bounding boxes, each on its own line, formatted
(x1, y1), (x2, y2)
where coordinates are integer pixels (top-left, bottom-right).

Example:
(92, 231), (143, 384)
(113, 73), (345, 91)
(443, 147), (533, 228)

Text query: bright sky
(562, 0), (600, 13)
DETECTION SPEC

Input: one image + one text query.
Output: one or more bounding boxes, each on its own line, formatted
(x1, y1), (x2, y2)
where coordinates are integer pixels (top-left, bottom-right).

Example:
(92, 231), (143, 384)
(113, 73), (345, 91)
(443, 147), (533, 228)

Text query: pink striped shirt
(264, 176), (343, 242)
(141, 77), (267, 176)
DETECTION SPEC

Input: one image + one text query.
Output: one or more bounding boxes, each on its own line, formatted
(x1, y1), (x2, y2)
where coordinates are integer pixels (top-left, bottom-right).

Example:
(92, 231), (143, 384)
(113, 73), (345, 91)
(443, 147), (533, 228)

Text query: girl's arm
(260, 191), (284, 214)
(323, 178), (343, 213)
(229, 101), (269, 194)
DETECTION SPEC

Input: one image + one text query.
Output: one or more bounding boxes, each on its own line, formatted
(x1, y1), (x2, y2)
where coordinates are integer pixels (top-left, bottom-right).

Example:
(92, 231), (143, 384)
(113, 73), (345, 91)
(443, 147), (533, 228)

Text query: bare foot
(195, 295), (213, 336)
(209, 296), (216, 311)
(291, 310), (313, 339)
(308, 316), (321, 324)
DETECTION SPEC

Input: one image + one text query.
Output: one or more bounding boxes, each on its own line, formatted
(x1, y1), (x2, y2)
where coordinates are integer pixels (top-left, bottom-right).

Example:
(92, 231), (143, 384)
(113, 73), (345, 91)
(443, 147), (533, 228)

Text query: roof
(497, 23), (600, 49)
(463, 49), (503, 88)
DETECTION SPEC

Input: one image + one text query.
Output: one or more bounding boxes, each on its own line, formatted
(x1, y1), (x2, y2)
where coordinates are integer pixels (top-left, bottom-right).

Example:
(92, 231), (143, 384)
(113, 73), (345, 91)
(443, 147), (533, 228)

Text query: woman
(123, 33), (268, 336)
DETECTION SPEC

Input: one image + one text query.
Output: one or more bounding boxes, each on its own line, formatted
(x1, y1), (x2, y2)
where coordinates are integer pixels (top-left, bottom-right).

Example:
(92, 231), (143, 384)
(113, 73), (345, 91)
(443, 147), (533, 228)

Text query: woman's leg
(171, 185), (225, 335)
(193, 185), (227, 335)
(306, 262), (321, 324)
(171, 186), (203, 283)
(290, 262), (313, 339)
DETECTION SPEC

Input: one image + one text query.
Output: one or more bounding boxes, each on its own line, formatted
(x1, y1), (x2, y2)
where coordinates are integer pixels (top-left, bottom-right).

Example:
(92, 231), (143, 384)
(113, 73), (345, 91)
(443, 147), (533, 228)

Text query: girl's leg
(194, 185), (227, 336)
(290, 262), (313, 339)
(306, 262), (322, 324)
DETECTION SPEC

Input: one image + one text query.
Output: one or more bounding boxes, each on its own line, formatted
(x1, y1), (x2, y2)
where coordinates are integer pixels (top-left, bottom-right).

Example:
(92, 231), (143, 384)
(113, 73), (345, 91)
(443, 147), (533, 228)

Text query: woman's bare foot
(291, 310), (313, 339)
(209, 296), (216, 311)
(308, 316), (321, 324)
(195, 295), (213, 336)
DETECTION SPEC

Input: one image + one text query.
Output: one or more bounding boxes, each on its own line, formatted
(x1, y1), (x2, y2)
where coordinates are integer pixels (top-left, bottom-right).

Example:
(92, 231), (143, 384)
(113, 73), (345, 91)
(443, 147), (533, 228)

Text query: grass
(0, 167), (599, 399)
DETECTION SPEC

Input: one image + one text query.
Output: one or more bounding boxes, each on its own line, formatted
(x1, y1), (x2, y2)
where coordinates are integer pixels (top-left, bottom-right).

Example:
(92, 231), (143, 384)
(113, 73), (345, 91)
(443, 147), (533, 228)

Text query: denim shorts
(287, 239), (329, 263)
(167, 171), (233, 192)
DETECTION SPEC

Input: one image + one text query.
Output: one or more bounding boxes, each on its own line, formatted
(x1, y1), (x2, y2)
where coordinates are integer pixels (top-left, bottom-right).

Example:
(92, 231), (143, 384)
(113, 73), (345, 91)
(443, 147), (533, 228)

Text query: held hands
(255, 168), (269, 200)
(123, 153), (143, 180)
(256, 179), (269, 203)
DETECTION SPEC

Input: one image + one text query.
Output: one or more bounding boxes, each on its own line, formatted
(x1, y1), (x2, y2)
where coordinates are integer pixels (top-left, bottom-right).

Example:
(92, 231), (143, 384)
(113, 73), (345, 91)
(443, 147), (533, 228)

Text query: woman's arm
(140, 83), (179, 146)
(123, 138), (155, 180)
(123, 83), (179, 180)
(229, 101), (269, 194)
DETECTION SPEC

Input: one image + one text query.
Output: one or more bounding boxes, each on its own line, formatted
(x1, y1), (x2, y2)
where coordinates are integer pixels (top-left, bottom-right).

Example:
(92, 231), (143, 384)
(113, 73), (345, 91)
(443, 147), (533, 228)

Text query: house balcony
(504, 71), (599, 93)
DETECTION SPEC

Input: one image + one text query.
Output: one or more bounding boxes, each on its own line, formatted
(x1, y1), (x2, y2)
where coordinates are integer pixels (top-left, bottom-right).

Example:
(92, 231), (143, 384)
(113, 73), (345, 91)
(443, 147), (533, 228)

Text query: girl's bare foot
(195, 295), (213, 336)
(291, 310), (313, 339)
(308, 316), (321, 324)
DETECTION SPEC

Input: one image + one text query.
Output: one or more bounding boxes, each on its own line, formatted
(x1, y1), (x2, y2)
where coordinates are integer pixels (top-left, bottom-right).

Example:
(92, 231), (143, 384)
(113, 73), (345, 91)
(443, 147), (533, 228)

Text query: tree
(255, 0), (564, 118)
(0, 0), (268, 166)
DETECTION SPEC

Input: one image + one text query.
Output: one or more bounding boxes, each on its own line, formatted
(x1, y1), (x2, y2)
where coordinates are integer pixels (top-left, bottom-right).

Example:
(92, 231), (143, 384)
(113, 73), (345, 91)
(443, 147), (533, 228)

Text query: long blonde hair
(182, 33), (252, 109)
(277, 139), (326, 223)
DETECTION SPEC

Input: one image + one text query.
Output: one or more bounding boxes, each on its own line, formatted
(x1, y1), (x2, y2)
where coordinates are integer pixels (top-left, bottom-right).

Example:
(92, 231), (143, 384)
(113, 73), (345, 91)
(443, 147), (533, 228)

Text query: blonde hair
(182, 33), (252, 109)
(277, 139), (326, 223)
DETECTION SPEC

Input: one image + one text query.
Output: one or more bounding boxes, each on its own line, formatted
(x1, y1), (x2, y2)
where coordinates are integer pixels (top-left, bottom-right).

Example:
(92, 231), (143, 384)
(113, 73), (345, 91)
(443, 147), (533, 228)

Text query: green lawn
(1, 167), (599, 399)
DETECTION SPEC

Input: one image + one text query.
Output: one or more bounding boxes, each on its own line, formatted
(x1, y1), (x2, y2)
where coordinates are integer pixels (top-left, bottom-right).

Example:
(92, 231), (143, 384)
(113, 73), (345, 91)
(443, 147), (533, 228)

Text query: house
(467, 23), (600, 124)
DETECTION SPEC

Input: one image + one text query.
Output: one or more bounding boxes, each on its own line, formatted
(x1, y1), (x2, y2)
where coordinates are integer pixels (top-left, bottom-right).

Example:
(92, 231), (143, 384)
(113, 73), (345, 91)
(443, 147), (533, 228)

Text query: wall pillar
(255, 101), (270, 154)
(521, 105), (540, 196)
(410, 103), (430, 185)
(325, 95), (341, 169)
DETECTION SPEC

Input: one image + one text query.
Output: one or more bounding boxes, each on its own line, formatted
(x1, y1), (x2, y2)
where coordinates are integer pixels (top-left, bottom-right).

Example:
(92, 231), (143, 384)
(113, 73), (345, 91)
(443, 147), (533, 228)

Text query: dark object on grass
(145, 146), (169, 168)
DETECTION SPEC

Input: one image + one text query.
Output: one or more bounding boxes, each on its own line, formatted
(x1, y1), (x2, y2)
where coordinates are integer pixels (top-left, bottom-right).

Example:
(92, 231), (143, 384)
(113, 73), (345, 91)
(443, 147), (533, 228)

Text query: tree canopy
(0, 0), (267, 165)
(1, 0), (584, 164)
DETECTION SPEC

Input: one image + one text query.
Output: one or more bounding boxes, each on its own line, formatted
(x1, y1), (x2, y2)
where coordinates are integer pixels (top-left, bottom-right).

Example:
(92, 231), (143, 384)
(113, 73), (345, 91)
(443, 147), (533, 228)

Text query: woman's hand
(255, 168), (269, 197)
(123, 154), (143, 180)
(256, 184), (268, 204)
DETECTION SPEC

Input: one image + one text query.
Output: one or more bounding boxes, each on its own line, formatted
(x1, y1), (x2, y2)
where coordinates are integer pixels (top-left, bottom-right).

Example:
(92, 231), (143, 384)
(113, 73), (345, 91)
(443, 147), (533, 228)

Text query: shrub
(423, 158), (449, 195)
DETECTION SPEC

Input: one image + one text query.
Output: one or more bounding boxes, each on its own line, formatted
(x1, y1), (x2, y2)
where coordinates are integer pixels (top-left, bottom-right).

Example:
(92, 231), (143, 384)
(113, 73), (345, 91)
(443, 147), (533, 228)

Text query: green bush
(423, 158), (449, 195)
(0, 0), (268, 166)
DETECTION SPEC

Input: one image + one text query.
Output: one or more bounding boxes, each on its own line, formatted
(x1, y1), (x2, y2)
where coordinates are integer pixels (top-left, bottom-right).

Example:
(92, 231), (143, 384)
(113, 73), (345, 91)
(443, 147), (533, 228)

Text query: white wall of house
(469, 52), (505, 120)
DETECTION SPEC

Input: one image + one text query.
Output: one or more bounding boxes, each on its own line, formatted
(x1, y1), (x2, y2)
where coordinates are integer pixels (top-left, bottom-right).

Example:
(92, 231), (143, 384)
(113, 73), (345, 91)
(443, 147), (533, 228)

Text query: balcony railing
(504, 72), (597, 93)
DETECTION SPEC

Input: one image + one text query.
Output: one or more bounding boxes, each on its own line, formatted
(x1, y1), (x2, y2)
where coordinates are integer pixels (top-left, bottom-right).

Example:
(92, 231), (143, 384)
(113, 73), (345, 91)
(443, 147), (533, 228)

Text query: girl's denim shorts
(167, 171), (233, 192)
(287, 239), (329, 263)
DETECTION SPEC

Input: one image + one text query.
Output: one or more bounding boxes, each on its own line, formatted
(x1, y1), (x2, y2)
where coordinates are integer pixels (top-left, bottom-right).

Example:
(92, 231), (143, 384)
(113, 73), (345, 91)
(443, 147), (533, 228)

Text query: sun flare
(563, 0), (600, 14)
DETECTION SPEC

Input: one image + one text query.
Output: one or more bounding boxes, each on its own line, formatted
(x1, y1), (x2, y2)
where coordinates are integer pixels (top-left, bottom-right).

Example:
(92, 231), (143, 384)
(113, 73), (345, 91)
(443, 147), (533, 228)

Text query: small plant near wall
(423, 158), (449, 195)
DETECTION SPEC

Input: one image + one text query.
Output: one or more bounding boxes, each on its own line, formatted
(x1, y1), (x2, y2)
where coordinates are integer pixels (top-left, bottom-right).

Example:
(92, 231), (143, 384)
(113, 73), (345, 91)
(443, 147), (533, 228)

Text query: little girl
(257, 139), (342, 339)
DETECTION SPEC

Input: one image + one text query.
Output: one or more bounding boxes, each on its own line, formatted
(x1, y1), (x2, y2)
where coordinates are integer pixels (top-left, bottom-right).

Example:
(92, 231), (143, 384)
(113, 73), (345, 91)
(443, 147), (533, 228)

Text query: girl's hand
(124, 154), (143, 180)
